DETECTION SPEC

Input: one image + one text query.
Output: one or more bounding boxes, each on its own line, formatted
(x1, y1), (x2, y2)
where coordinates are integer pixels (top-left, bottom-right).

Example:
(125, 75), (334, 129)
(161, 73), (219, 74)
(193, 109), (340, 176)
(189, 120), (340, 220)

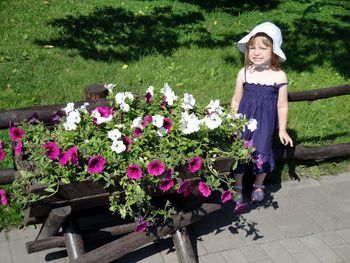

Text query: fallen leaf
(43, 45), (54, 49)
(122, 64), (128, 70)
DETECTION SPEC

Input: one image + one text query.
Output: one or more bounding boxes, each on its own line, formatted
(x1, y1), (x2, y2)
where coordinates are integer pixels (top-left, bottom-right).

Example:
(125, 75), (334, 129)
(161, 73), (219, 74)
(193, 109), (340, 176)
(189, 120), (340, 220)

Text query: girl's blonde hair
(244, 32), (281, 70)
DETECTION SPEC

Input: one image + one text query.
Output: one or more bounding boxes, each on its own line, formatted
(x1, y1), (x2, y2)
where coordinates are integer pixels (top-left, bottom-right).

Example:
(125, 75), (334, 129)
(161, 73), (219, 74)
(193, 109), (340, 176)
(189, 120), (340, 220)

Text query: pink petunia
(142, 115), (152, 128)
(159, 178), (174, 192)
(68, 146), (79, 165)
(221, 190), (233, 203)
(0, 189), (7, 206)
(188, 156), (203, 173)
(0, 148), (5, 161)
(198, 181), (211, 197)
(9, 127), (25, 142)
(43, 142), (60, 160)
(243, 139), (254, 149)
(95, 106), (113, 118)
(59, 151), (70, 166)
(14, 140), (22, 157)
(127, 164), (143, 180)
(256, 153), (264, 169)
(162, 118), (173, 133)
(133, 128), (143, 138)
(122, 136), (133, 152)
(87, 155), (107, 174)
(147, 160), (166, 176)
(134, 216), (149, 232)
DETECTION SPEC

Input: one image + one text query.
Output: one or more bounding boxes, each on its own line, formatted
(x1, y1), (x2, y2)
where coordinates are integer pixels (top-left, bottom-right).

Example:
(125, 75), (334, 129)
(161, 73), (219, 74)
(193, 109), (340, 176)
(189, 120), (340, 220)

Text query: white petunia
(79, 102), (89, 113)
(161, 83), (178, 106)
(105, 83), (116, 93)
(66, 110), (81, 124)
(246, 118), (258, 132)
(206, 100), (223, 115)
(63, 121), (77, 131)
(152, 114), (164, 128)
(91, 110), (113, 125)
(157, 127), (168, 137)
(181, 93), (196, 110)
(111, 140), (126, 154)
(108, 129), (122, 141)
(115, 92), (126, 104)
(119, 103), (130, 112)
(63, 103), (75, 115)
(131, 117), (142, 128)
(124, 92), (134, 101)
(202, 113), (222, 130)
(181, 112), (200, 134)
(146, 86), (154, 96)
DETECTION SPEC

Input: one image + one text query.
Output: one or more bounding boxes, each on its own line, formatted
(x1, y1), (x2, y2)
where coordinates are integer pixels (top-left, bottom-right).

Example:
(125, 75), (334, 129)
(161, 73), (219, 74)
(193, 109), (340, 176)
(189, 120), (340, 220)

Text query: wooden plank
(288, 84), (350, 102)
(63, 218), (85, 260)
(172, 227), (196, 263)
(0, 168), (18, 185)
(70, 203), (221, 263)
(36, 206), (72, 240)
(85, 84), (108, 100)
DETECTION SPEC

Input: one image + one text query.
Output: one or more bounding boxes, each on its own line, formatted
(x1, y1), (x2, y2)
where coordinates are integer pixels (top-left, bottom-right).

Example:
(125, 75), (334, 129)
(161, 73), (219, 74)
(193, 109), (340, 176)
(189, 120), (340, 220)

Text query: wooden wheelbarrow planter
(16, 154), (233, 263)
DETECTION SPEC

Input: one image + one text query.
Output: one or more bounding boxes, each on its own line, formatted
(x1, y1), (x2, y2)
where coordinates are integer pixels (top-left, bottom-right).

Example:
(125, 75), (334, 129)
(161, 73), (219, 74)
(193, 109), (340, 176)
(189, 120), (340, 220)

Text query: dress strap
(275, 82), (288, 88)
(244, 68), (247, 82)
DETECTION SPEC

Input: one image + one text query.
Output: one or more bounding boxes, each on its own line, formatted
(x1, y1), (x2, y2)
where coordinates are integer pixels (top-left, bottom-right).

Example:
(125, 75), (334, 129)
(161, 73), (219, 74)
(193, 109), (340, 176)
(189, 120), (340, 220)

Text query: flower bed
(2, 83), (255, 231)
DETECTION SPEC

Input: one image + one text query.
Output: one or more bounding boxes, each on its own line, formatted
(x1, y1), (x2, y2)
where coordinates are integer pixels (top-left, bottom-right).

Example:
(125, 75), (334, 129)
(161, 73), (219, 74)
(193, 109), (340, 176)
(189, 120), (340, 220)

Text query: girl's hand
(279, 130), (294, 147)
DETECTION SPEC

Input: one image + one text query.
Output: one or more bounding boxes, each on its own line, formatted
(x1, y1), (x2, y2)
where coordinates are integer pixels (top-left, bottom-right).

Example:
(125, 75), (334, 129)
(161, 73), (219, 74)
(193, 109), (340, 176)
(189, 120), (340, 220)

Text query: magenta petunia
(87, 155), (107, 174)
(122, 136), (132, 152)
(133, 128), (143, 138)
(9, 127), (25, 142)
(14, 140), (22, 157)
(160, 96), (167, 107)
(159, 178), (174, 192)
(43, 142), (60, 160)
(0, 189), (7, 206)
(135, 216), (149, 232)
(142, 115), (152, 128)
(68, 145), (79, 165)
(127, 164), (142, 180)
(95, 106), (113, 118)
(256, 153), (264, 169)
(243, 139), (254, 149)
(188, 156), (203, 173)
(221, 190), (233, 203)
(162, 118), (173, 133)
(177, 179), (194, 197)
(0, 148), (5, 161)
(59, 151), (70, 166)
(147, 160), (166, 176)
(198, 181), (211, 197)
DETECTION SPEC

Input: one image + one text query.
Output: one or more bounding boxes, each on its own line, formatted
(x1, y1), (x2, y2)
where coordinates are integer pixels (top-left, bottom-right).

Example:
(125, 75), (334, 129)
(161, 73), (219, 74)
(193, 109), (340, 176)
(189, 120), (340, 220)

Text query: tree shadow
(35, 5), (236, 62)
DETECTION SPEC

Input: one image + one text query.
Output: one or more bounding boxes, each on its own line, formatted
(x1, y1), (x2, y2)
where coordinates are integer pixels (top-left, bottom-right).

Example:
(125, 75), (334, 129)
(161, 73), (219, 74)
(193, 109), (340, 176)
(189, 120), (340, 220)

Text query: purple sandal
(251, 184), (265, 202)
(233, 186), (248, 213)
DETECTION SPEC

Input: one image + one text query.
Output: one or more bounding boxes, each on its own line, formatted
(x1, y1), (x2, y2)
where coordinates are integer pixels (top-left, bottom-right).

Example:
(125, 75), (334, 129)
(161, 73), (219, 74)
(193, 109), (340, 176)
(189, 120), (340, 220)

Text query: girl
(231, 22), (293, 211)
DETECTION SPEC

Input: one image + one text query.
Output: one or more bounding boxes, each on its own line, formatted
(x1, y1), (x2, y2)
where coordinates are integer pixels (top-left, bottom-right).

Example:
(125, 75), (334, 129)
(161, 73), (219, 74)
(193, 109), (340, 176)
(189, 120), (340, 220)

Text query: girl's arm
(277, 77), (294, 147)
(230, 68), (244, 113)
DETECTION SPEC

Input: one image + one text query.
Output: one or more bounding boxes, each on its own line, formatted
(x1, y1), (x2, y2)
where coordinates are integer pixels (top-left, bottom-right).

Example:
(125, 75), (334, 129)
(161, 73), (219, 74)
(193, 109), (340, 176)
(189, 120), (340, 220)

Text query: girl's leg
(233, 173), (244, 203)
(251, 173), (266, 202)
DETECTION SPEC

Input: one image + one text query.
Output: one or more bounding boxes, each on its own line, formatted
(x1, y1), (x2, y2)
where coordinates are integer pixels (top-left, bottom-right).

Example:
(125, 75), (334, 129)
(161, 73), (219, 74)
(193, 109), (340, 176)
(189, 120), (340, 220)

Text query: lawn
(0, 0), (349, 229)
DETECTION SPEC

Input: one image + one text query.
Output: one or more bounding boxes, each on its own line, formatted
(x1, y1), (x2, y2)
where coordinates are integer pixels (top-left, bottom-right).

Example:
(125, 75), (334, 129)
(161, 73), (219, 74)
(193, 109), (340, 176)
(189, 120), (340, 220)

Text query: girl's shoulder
(272, 69), (288, 83)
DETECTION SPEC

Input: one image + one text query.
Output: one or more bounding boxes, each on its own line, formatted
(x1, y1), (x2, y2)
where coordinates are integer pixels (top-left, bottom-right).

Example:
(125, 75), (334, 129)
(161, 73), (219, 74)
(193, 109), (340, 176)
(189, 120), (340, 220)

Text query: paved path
(1, 172), (350, 263)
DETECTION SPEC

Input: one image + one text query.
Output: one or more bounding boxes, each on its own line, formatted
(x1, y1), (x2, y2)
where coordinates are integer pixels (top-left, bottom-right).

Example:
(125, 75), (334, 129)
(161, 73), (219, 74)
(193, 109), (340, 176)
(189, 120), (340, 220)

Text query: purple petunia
(198, 181), (211, 197)
(133, 128), (143, 138)
(87, 155), (107, 174)
(51, 111), (64, 124)
(177, 179), (194, 197)
(0, 189), (7, 206)
(162, 118), (173, 133)
(134, 216), (149, 232)
(142, 115), (152, 128)
(256, 153), (264, 169)
(9, 127), (24, 142)
(27, 113), (39, 125)
(220, 190), (233, 203)
(147, 160), (166, 176)
(145, 92), (153, 104)
(188, 156), (203, 173)
(43, 142), (60, 160)
(127, 164), (143, 180)
(122, 136), (132, 151)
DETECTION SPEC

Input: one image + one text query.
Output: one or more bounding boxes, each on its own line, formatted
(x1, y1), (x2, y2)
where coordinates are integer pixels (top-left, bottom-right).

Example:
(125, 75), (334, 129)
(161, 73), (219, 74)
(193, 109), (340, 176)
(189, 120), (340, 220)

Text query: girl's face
(248, 36), (273, 66)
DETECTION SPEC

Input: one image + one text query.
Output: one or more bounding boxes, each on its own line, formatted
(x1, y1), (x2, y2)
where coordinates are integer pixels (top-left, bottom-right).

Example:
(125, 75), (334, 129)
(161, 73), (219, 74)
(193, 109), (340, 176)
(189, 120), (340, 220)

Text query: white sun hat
(237, 22), (286, 62)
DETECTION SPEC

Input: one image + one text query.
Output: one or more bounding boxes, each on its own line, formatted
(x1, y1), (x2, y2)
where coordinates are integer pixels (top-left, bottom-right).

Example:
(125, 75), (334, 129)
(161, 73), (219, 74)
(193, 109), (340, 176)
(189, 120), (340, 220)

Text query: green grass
(0, 0), (349, 229)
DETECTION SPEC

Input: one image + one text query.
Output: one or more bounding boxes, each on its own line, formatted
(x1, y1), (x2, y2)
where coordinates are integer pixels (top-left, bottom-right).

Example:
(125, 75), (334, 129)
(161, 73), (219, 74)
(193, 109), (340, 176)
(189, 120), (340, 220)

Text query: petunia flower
(59, 151), (70, 166)
(0, 189), (7, 206)
(9, 127), (25, 142)
(162, 118), (173, 133)
(202, 113), (222, 130)
(43, 142), (60, 160)
(68, 145), (79, 165)
(105, 83), (116, 93)
(62, 102), (75, 115)
(111, 140), (126, 153)
(256, 153), (264, 169)
(51, 111), (64, 124)
(152, 114), (164, 128)
(87, 155), (107, 174)
(108, 129), (122, 141)
(0, 148), (5, 161)
(134, 216), (149, 232)
(14, 140), (22, 157)
(147, 160), (166, 176)
(243, 139), (254, 148)
(221, 190), (233, 203)
(27, 113), (39, 125)
(188, 156), (202, 173)
(122, 136), (132, 152)
(198, 181), (211, 197)
(145, 86), (154, 103)
(127, 164), (142, 180)
(206, 99), (223, 115)
(246, 118), (258, 132)
(177, 179), (194, 197)
(142, 115), (152, 128)
(180, 111), (200, 134)
(181, 93), (196, 111)
(133, 128), (143, 138)
(159, 178), (174, 192)
(92, 107), (113, 125)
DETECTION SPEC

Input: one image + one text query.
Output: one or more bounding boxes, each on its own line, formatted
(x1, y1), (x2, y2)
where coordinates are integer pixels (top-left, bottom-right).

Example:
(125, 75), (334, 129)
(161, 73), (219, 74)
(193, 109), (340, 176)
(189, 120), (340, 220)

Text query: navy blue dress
(235, 69), (287, 174)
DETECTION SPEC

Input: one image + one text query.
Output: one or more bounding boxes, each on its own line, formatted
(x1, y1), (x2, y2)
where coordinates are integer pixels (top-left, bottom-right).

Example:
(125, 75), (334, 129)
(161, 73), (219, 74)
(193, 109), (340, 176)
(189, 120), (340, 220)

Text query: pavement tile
(261, 241), (298, 263)
(220, 249), (250, 263)
(0, 231), (6, 242)
(331, 244), (350, 262)
(280, 238), (306, 254)
(198, 253), (227, 263)
(292, 250), (322, 263)
(117, 242), (164, 263)
(336, 229), (350, 244)
(240, 244), (270, 261)
(6, 226), (39, 241)
(299, 235), (342, 263)
(0, 241), (13, 263)
(317, 232), (346, 247)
